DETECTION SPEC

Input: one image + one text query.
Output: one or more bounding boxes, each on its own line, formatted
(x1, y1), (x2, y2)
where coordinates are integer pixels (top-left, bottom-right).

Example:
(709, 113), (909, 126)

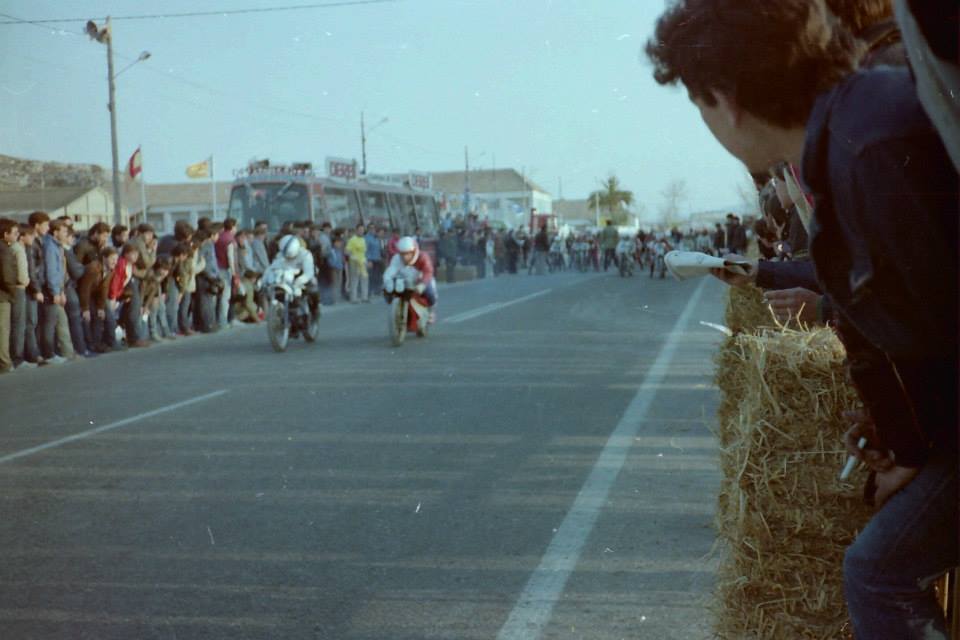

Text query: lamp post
(87, 18), (150, 227)
(360, 112), (388, 175)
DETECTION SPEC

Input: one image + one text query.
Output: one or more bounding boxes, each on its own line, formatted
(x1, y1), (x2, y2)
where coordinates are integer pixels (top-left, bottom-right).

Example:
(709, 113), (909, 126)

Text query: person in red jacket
(108, 243), (150, 348)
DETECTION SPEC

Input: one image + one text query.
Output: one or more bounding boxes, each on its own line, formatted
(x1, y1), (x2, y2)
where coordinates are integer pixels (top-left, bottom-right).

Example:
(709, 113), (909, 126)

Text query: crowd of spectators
(0, 214), (414, 373)
(646, 0), (956, 637)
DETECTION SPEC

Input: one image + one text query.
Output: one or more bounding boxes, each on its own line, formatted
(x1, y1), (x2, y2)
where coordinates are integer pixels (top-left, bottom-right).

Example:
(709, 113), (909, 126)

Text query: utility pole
(106, 17), (122, 226)
(463, 146), (470, 215)
(360, 111), (367, 175)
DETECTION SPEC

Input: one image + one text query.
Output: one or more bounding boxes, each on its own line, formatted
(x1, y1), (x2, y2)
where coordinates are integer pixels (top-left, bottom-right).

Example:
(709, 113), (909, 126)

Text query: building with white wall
(430, 168), (552, 227)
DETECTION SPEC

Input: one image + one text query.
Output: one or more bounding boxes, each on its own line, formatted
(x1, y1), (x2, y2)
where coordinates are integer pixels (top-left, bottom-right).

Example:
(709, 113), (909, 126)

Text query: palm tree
(589, 175), (634, 225)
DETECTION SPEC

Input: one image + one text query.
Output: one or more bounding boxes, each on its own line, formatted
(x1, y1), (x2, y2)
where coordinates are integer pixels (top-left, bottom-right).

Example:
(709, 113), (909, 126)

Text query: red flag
(127, 147), (142, 179)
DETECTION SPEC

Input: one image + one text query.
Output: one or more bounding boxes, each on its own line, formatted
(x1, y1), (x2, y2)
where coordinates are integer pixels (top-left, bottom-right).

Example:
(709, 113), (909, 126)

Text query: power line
(0, 0), (398, 25)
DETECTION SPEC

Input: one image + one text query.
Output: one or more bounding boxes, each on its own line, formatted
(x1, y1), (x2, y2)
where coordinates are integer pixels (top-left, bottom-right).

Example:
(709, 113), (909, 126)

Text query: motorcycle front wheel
(267, 300), (290, 352)
(389, 297), (407, 347)
(303, 306), (321, 344)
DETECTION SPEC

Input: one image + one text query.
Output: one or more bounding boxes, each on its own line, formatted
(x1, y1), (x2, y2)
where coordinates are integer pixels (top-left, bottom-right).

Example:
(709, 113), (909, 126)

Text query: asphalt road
(0, 267), (727, 640)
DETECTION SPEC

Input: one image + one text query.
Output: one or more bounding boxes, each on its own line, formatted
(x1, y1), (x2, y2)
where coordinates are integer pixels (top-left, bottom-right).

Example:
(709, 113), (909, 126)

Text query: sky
(0, 0), (752, 220)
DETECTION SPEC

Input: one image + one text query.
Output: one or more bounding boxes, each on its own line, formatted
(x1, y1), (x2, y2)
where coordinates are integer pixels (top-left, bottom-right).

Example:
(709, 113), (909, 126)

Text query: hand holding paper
(665, 251), (755, 281)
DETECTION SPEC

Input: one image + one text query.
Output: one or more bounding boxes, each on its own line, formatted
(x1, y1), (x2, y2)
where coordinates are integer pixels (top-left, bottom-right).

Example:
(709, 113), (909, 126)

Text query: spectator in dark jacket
(63, 227), (92, 357)
(647, 2), (956, 637)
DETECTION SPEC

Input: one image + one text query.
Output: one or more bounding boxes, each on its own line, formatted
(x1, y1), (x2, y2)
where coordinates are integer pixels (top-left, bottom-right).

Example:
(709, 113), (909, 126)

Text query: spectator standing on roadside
(712, 223), (725, 255)
(195, 226), (221, 333)
(345, 223), (369, 303)
(324, 234), (345, 305)
(23, 215), (46, 365)
(600, 220), (619, 271)
(214, 217), (237, 328)
(8, 220), (30, 369)
(250, 222), (271, 275)
(531, 225), (549, 275)
(39, 219), (75, 363)
(177, 239), (202, 335)
(110, 224), (129, 249)
(129, 223), (157, 344)
(108, 242), (149, 348)
(63, 228), (93, 358)
(90, 246), (118, 351)
(76, 222), (109, 265)
(143, 255), (174, 341)
(78, 244), (109, 352)
(365, 224), (384, 293)
(0, 219), (19, 373)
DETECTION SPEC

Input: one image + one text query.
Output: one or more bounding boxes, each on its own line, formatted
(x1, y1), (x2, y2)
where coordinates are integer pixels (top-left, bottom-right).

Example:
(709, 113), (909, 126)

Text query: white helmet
(279, 235), (301, 260)
(396, 236), (417, 254)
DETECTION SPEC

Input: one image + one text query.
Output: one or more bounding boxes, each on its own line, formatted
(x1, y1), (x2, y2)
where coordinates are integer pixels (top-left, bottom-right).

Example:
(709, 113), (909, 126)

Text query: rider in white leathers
(264, 235), (320, 311)
(265, 235), (316, 288)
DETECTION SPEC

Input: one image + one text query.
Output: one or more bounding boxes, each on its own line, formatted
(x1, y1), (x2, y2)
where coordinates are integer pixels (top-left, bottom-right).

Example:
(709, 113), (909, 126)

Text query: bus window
(228, 187), (247, 226)
(322, 187), (361, 230)
(414, 195), (439, 235)
(359, 190), (391, 230)
(387, 192), (417, 235)
(243, 182), (309, 232)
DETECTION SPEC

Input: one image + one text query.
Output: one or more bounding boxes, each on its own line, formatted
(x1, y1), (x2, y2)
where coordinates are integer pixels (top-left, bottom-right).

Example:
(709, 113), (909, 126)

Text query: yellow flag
(185, 159), (209, 179)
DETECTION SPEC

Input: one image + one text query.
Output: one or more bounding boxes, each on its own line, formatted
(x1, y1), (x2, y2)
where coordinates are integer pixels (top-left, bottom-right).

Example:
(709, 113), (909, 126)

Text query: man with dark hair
(63, 227), (94, 358)
(648, 1), (956, 637)
(110, 224), (129, 249)
(39, 219), (75, 363)
(0, 219), (19, 373)
(75, 222), (110, 265)
(600, 220), (619, 271)
(214, 217), (238, 327)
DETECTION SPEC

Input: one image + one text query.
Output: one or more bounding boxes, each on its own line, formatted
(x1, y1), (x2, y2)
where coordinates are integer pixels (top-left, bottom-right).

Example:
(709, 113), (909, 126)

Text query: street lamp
(87, 19), (150, 226)
(360, 111), (388, 175)
(115, 51), (151, 78)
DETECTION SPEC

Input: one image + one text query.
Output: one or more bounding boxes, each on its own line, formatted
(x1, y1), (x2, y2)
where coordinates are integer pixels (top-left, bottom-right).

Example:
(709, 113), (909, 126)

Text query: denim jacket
(42, 234), (65, 297)
(802, 67), (958, 465)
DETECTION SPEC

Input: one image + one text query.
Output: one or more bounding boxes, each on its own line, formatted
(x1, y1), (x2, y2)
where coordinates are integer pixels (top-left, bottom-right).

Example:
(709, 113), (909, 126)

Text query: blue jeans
(23, 297), (40, 362)
(843, 449), (958, 639)
(91, 307), (117, 349)
(120, 279), (144, 343)
(65, 284), (87, 354)
(165, 279), (179, 334)
(178, 290), (192, 333)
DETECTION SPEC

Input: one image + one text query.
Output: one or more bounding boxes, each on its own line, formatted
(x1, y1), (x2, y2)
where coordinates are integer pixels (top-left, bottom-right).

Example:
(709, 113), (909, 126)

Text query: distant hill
(0, 154), (105, 191)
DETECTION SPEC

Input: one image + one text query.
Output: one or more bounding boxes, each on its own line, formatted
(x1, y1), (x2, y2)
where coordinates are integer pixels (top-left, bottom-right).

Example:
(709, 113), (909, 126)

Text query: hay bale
(713, 327), (873, 640)
(725, 285), (775, 335)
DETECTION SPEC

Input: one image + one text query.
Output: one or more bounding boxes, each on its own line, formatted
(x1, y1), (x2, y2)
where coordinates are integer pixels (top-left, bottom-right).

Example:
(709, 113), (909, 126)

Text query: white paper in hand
(665, 251), (752, 281)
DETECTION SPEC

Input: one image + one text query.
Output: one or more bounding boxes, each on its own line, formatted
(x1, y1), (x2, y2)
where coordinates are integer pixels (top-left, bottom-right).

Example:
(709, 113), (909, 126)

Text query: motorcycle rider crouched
(264, 235), (320, 334)
(383, 237), (437, 323)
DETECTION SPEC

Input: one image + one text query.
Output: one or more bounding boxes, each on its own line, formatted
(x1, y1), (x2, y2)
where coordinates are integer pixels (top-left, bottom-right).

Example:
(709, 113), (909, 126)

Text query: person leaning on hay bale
(646, 1), (957, 639)
(704, 0), (908, 328)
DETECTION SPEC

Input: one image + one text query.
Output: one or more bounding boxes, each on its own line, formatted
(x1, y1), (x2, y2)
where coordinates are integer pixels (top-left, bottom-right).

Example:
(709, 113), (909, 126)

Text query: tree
(658, 179), (688, 227)
(588, 175), (634, 225)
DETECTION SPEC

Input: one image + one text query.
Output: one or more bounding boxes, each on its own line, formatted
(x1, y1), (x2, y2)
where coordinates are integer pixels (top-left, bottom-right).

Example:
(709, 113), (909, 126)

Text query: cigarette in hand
(840, 437), (867, 480)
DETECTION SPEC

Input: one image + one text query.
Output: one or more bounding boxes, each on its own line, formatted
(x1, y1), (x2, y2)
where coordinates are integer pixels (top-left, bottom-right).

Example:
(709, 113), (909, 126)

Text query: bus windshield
(231, 182), (309, 231)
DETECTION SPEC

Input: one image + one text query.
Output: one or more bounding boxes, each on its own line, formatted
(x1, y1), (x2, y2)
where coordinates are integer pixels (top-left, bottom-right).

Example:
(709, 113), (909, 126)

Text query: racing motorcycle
(385, 276), (430, 347)
(262, 267), (320, 352)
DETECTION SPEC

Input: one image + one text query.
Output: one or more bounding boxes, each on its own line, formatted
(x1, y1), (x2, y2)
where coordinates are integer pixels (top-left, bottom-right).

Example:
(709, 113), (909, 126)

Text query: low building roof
(124, 181), (233, 212)
(0, 186), (92, 217)
(430, 168), (549, 196)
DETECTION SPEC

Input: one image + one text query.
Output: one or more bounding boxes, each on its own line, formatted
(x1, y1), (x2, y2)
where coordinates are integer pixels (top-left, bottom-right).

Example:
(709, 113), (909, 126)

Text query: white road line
(444, 290), (554, 324)
(496, 277), (710, 640)
(0, 390), (229, 466)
